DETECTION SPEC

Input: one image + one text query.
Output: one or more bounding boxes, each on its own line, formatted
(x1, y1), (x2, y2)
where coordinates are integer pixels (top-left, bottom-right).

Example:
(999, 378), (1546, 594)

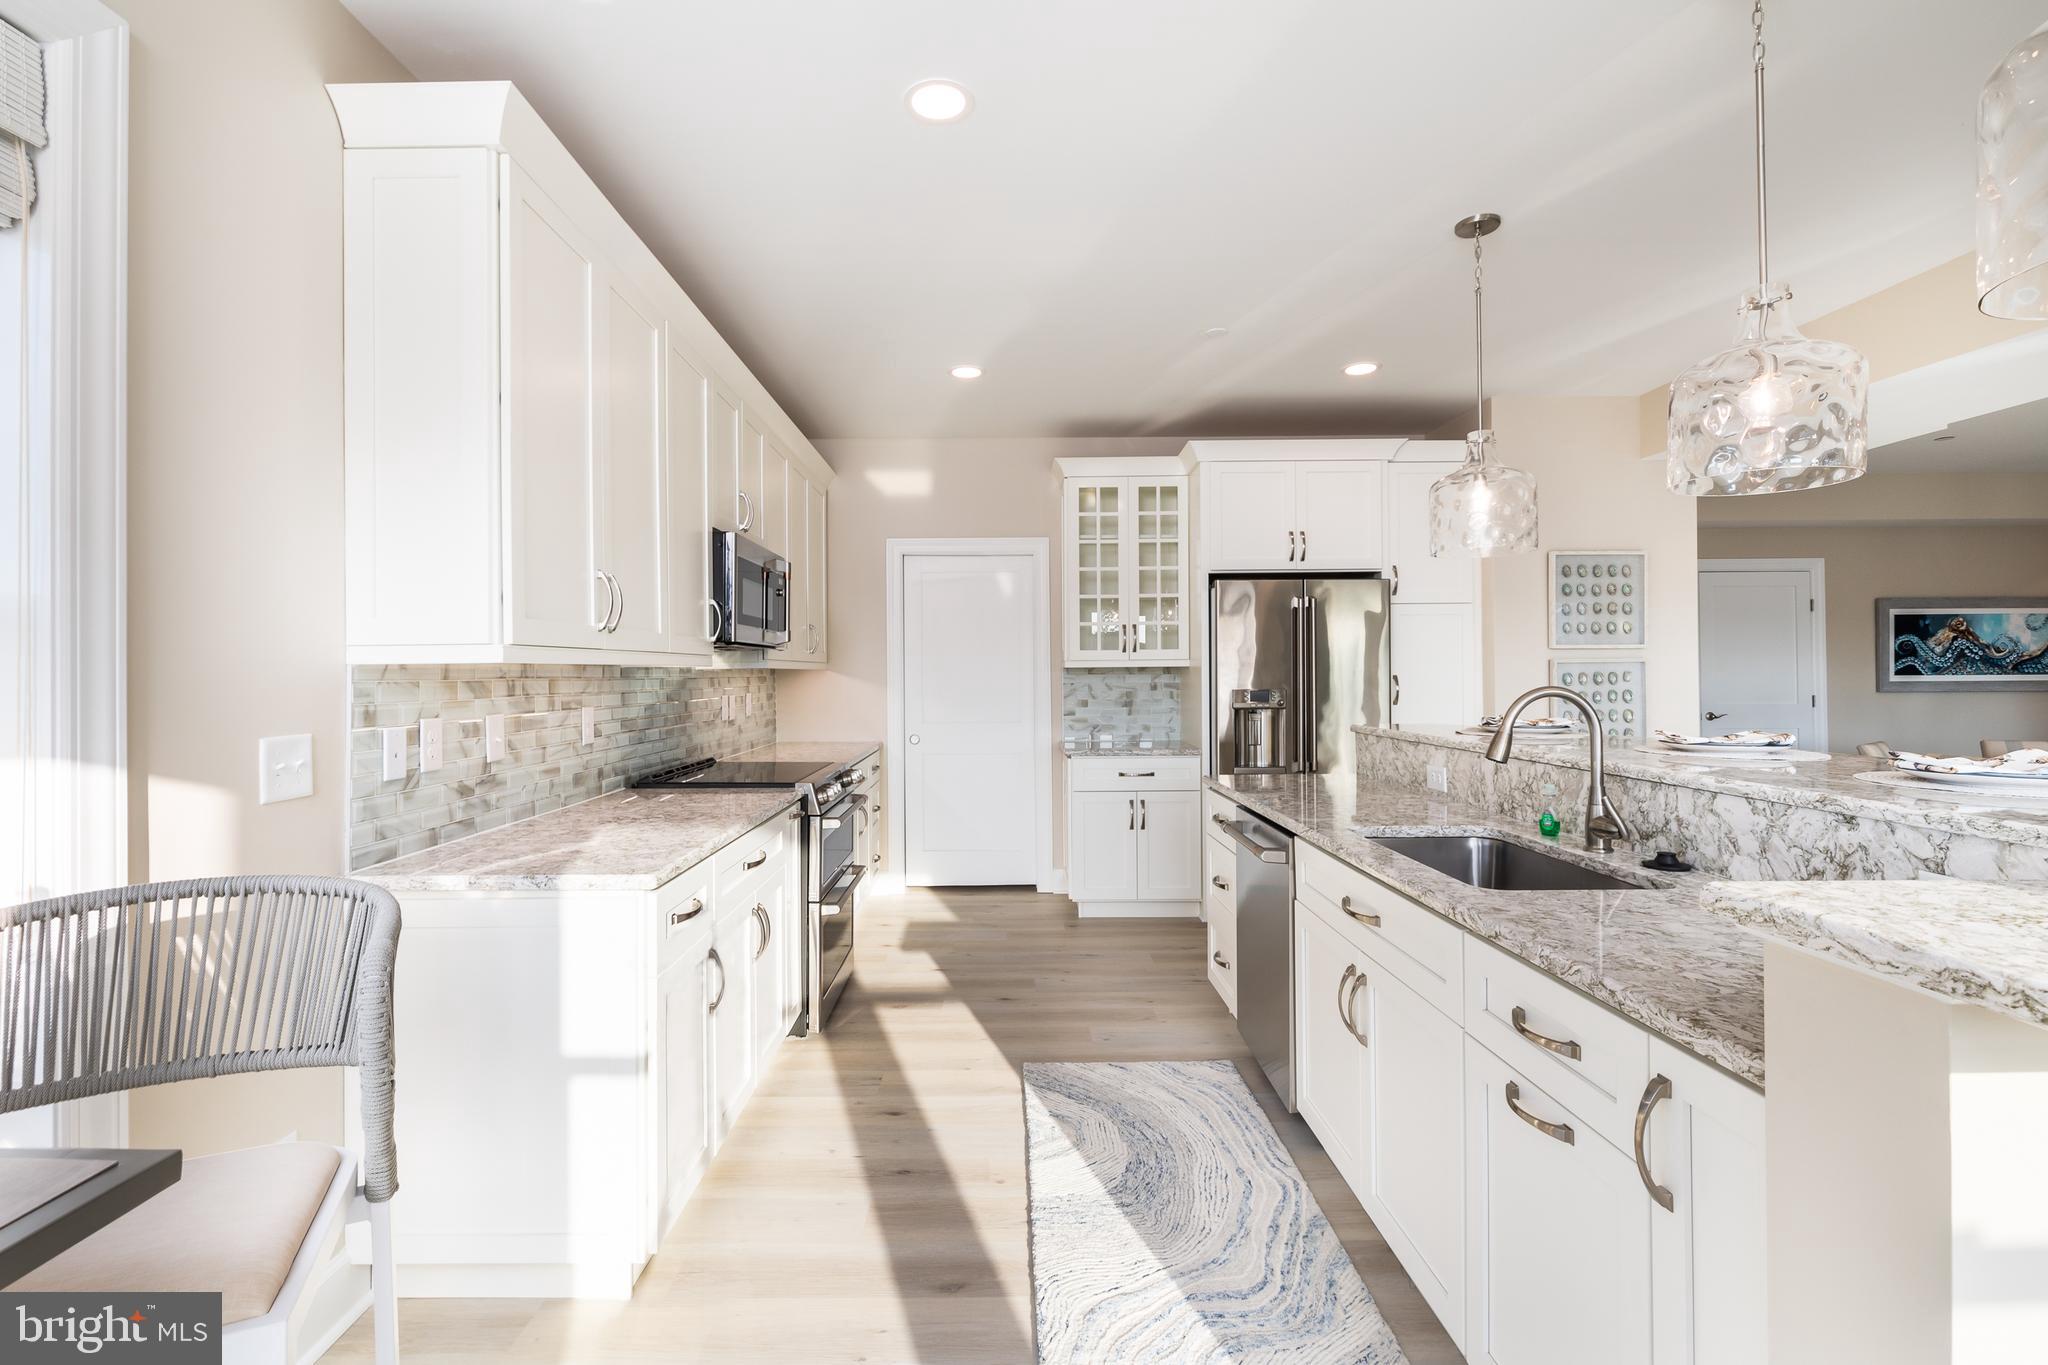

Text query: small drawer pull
(669, 896), (705, 927)
(1118, 771), (1156, 778)
(1340, 894), (1381, 928)
(1211, 875), (1229, 891)
(1212, 950), (1231, 970)
(1511, 1005), (1583, 1060)
(1505, 1081), (1574, 1145)
(744, 850), (769, 870)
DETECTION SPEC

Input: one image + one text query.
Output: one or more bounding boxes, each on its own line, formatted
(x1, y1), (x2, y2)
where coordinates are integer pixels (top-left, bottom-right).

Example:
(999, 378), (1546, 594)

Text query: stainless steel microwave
(711, 528), (790, 650)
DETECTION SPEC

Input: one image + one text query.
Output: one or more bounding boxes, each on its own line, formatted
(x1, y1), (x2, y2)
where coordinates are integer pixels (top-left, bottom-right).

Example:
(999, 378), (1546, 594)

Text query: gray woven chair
(0, 876), (401, 1364)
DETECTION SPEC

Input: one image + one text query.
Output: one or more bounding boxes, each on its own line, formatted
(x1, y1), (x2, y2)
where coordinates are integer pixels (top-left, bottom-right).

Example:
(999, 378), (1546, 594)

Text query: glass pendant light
(1667, 0), (1868, 497)
(1978, 22), (2048, 319)
(1429, 213), (1538, 557)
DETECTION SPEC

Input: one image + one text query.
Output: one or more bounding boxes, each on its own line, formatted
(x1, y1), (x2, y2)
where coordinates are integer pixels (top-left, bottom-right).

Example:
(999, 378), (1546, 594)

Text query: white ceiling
(341, 0), (2040, 441)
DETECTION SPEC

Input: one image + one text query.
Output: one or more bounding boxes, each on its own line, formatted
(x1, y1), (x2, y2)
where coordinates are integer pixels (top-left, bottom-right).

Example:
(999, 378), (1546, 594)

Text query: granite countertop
(1365, 725), (2048, 851)
(1212, 771), (1768, 1087)
(1063, 742), (1203, 758)
(1705, 881), (2048, 1030)
(356, 786), (803, 892)
(729, 739), (881, 766)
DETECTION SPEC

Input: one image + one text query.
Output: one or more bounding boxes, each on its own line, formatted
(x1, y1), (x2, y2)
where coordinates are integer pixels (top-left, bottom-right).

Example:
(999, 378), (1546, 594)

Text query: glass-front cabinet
(1061, 468), (1189, 666)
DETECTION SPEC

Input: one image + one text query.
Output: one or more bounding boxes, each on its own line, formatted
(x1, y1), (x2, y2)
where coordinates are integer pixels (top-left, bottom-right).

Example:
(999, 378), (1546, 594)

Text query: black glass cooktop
(633, 757), (837, 789)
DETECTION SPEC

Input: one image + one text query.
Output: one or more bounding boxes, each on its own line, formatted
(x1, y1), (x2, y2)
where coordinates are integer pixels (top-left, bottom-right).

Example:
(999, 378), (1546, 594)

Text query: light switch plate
(258, 734), (314, 805)
(380, 727), (407, 781)
(418, 717), (443, 772)
(580, 707), (595, 746)
(484, 713), (508, 763)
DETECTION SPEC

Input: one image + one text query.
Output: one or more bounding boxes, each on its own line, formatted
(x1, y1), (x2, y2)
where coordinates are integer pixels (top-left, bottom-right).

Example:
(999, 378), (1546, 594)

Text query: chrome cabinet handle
(752, 903), (771, 959)
(1505, 1080), (1574, 1145)
(595, 570), (616, 631)
(1634, 1074), (1676, 1211)
(1287, 530), (1298, 562)
(1212, 950), (1231, 970)
(1127, 798), (1135, 831)
(1300, 529), (1308, 561)
(870, 763), (881, 776)
(707, 947), (727, 1011)
(1336, 964), (1358, 1032)
(1391, 674), (1402, 707)
(1704, 711), (1728, 721)
(1139, 798), (1148, 831)
(1389, 563), (1400, 597)
(744, 849), (769, 870)
(1340, 894), (1380, 928)
(1344, 969), (1369, 1045)
(707, 599), (724, 644)
(605, 571), (625, 632)
(1118, 771), (1156, 778)
(1211, 875), (1229, 891)
(669, 896), (705, 927)
(1511, 1005), (1583, 1060)
(737, 489), (753, 530)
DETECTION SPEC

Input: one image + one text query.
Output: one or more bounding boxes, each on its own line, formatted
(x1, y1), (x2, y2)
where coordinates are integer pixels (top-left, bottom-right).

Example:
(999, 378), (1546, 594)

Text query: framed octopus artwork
(1876, 599), (2048, 693)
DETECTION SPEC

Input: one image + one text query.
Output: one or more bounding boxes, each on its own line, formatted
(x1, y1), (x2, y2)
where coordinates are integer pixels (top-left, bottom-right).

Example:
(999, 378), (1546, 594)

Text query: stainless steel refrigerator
(1210, 576), (1392, 779)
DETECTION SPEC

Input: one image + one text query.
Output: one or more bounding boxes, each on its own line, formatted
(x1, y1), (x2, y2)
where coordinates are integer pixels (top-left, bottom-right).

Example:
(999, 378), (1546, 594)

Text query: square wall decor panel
(1550, 658), (1646, 742)
(1551, 550), (1645, 650)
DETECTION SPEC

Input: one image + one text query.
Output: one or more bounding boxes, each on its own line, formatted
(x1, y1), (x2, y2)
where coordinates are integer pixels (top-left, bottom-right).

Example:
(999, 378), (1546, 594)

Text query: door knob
(1704, 711), (1727, 721)
(908, 734), (921, 745)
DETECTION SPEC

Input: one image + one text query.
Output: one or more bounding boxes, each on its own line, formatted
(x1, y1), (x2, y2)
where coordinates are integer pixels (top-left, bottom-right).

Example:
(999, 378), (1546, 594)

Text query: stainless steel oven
(807, 783), (867, 1030)
(711, 528), (790, 650)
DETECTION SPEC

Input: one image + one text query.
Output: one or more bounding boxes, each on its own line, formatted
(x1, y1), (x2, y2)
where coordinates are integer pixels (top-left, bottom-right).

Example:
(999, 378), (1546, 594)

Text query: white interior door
(900, 552), (1042, 885)
(1697, 564), (1822, 748)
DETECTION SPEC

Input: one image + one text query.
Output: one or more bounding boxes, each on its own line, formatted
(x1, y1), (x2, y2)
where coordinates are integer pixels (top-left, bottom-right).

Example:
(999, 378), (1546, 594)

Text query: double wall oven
(633, 749), (878, 1033)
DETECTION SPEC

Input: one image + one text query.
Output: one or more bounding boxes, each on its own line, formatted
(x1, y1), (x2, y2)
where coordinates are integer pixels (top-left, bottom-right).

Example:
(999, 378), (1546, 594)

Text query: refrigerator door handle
(1303, 595), (1319, 774)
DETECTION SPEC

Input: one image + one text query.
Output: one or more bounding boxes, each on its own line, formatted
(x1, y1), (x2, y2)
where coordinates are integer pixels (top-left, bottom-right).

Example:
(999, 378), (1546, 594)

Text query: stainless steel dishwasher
(1213, 809), (1295, 1109)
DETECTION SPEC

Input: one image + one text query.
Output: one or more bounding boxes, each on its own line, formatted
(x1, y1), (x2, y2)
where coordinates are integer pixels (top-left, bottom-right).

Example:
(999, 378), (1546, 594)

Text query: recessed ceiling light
(1343, 361), (1380, 377)
(1201, 326), (1230, 339)
(949, 365), (983, 380)
(906, 79), (973, 123)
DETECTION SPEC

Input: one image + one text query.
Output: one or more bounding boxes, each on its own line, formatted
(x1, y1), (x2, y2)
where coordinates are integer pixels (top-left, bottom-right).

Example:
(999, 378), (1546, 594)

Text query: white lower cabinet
(351, 809), (799, 1298)
(1280, 830), (1765, 1361)
(1465, 1035), (1652, 1365)
(1203, 832), (1237, 1013)
(1065, 756), (1202, 916)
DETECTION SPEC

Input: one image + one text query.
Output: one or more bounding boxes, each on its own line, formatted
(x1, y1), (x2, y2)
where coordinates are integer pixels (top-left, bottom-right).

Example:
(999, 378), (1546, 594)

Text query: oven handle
(815, 863), (867, 916)
(818, 793), (870, 831)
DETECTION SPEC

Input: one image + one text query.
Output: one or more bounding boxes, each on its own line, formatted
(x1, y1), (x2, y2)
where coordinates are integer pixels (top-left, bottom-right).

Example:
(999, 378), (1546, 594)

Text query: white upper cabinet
(1060, 468), (1189, 666)
(665, 341), (714, 662)
(1198, 456), (1390, 572)
(806, 479), (828, 662)
(782, 472), (829, 666)
(1385, 462), (1478, 604)
(597, 271), (668, 652)
(334, 82), (832, 666)
(1392, 601), (1482, 729)
(1294, 461), (1385, 569)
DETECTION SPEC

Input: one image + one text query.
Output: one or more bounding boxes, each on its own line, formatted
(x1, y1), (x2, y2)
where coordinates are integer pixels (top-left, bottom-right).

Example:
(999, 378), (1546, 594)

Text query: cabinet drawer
(716, 813), (792, 905)
(1206, 896), (1238, 1015)
(1464, 937), (1650, 1152)
(1203, 787), (1241, 835)
(1296, 841), (1463, 1019)
(1202, 835), (1235, 901)
(656, 861), (715, 971)
(1067, 755), (1200, 792)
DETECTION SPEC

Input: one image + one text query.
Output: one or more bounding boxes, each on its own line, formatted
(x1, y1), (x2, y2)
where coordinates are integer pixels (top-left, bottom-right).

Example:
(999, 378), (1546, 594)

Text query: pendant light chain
(1751, 0), (1772, 302)
(1472, 231), (1487, 431)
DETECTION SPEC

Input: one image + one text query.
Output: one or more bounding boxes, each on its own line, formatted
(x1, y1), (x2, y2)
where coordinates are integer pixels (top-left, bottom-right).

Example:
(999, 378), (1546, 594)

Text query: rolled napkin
(1653, 728), (1795, 748)
(1892, 748), (2048, 777)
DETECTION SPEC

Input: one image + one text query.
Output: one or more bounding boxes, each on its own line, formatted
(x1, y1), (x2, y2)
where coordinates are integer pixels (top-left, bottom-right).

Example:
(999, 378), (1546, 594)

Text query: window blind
(0, 17), (46, 227)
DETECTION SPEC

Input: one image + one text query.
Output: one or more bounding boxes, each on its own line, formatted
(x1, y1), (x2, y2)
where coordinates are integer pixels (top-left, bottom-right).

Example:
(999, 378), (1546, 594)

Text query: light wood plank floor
(332, 888), (1462, 1363)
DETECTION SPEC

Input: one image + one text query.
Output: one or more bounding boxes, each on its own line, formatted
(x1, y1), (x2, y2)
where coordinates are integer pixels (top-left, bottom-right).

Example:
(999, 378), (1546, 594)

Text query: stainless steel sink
(1367, 835), (1640, 892)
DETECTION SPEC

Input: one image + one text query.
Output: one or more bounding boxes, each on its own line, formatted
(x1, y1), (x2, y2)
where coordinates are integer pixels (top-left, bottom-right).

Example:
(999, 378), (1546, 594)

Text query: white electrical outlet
(581, 707), (595, 745)
(484, 713), (508, 763)
(744, 693), (754, 718)
(1427, 762), (1449, 794)
(380, 727), (407, 781)
(258, 734), (314, 805)
(418, 717), (444, 772)
(722, 693), (735, 722)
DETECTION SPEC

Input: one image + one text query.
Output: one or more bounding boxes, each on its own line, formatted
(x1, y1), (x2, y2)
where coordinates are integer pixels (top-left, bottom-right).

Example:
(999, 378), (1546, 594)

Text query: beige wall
(113, 0), (410, 1152)
(1699, 470), (2048, 528)
(1637, 254), (2046, 455)
(775, 437), (1184, 871)
(1699, 522), (2048, 757)
(1483, 396), (1701, 732)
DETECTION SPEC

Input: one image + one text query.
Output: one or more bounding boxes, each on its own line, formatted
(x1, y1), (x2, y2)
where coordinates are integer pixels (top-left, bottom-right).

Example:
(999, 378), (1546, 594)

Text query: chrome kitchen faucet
(1485, 685), (1635, 852)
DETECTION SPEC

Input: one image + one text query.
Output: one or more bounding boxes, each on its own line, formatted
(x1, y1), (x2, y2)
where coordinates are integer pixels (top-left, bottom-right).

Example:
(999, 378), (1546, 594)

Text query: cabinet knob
(908, 734), (920, 746)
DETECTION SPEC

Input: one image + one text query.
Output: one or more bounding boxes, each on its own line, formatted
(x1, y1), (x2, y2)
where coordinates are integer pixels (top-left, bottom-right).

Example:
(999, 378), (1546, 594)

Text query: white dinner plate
(1889, 765), (2048, 790)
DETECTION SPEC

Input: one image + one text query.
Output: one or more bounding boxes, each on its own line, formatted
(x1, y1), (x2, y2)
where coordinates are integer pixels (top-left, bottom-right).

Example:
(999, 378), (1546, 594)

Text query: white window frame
(2, 0), (128, 1148)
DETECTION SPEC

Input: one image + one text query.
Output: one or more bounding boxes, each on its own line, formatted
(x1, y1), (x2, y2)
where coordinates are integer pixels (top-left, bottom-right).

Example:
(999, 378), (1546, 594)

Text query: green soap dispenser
(1537, 782), (1561, 839)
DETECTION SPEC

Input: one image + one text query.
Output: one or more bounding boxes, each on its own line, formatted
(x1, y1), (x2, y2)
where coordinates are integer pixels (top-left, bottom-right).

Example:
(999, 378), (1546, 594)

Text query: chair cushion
(17, 1142), (346, 1325)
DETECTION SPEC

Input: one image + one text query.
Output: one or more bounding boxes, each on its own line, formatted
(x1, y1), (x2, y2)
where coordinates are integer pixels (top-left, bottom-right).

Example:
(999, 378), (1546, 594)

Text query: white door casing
(1697, 559), (1826, 749)
(888, 540), (1053, 889)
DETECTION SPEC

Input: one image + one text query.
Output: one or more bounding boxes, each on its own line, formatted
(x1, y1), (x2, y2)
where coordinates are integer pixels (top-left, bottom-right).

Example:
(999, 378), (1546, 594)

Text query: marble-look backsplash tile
(1355, 730), (2048, 882)
(347, 664), (775, 871)
(1063, 668), (1182, 743)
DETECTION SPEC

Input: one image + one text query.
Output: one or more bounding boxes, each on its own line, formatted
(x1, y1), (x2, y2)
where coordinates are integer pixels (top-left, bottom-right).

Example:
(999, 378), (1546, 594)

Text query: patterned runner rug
(1023, 1059), (1408, 1364)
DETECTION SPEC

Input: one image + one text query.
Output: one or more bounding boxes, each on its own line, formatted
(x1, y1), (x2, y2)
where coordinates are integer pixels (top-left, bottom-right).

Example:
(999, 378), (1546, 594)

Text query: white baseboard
(1038, 869), (1068, 895)
(1074, 900), (1200, 919)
